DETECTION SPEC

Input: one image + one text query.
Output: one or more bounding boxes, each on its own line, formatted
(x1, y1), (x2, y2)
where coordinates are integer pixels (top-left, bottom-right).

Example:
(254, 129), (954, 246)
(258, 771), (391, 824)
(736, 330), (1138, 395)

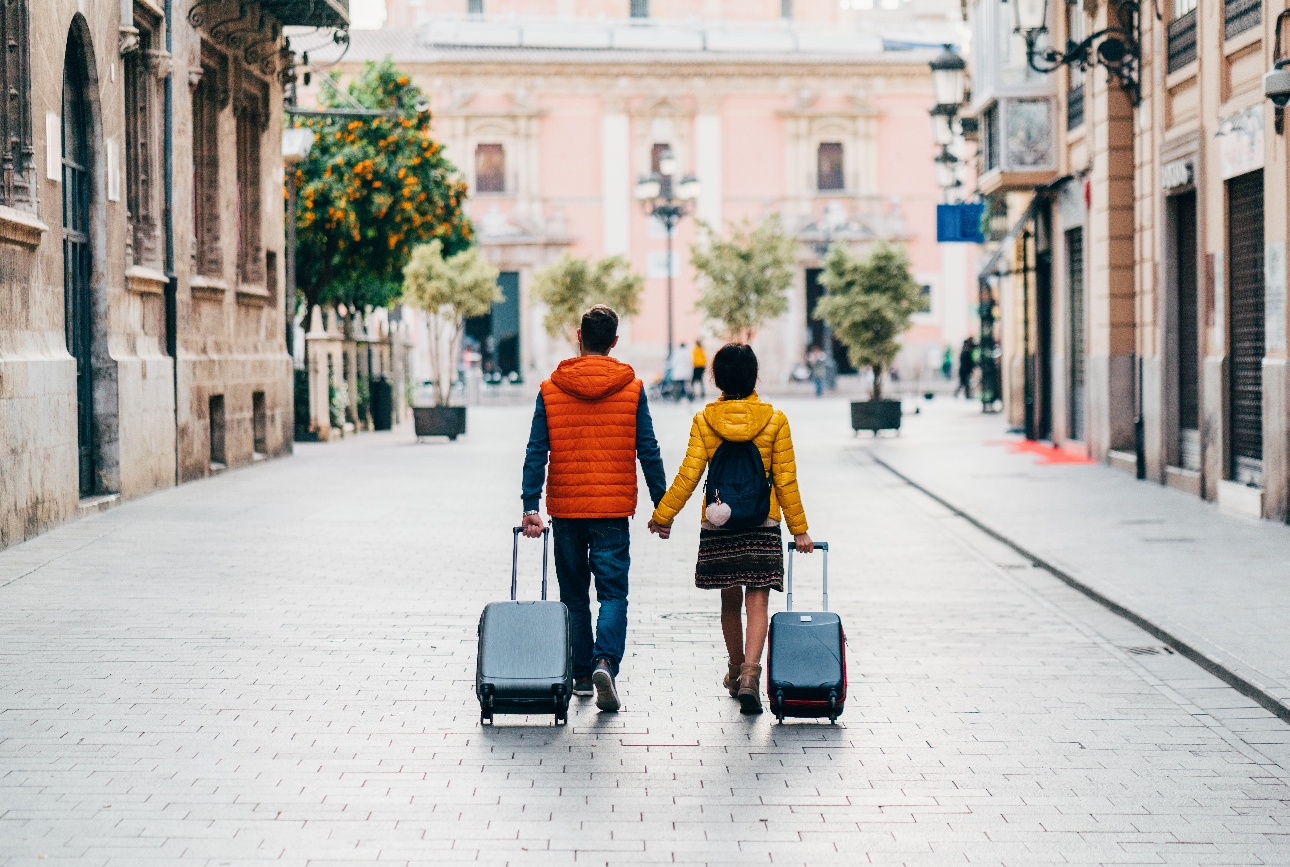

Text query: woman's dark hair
(712, 343), (758, 399)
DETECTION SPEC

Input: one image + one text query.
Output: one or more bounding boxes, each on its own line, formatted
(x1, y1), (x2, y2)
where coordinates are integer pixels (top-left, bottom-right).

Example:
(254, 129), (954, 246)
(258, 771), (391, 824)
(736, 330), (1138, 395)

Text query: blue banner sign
(936, 203), (985, 244)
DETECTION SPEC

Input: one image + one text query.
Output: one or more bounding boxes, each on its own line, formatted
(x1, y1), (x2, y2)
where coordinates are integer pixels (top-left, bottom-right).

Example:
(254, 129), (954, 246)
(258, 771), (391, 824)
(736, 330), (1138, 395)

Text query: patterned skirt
(695, 525), (784, 591)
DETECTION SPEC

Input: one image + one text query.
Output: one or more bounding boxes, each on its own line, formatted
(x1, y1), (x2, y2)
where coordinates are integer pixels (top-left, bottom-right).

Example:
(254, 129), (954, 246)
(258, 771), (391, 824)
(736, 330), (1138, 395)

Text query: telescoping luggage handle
(785, 541), (829, 613)
(511, 526), (550, 601)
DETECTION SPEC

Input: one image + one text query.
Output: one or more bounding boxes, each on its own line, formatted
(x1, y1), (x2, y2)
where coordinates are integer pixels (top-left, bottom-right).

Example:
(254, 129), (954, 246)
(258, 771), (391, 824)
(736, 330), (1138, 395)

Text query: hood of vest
(549, 355), (638, 400)
(702, 393), (774, 442)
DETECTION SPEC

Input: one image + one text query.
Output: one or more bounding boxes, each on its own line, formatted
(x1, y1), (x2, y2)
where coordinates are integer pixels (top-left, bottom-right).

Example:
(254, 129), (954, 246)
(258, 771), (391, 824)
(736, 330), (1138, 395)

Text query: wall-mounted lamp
(1264, 10), (1290, 133)
(1014, 0), (1142, 106)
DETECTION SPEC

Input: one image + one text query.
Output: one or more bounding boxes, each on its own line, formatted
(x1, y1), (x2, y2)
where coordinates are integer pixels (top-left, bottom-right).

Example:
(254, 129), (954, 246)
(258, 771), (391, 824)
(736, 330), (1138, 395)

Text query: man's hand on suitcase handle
(521, 513), (545, 538)
(793, 533), (814, 554)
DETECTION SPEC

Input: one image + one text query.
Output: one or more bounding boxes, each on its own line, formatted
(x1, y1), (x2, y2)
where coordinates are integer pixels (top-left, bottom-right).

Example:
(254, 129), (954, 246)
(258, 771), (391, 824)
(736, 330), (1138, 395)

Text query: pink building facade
(335, 0), (969, 388)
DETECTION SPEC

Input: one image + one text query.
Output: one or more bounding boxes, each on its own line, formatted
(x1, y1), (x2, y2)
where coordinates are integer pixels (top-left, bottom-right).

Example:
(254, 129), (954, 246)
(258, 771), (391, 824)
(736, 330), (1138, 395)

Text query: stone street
(3, 397), (1290, 866)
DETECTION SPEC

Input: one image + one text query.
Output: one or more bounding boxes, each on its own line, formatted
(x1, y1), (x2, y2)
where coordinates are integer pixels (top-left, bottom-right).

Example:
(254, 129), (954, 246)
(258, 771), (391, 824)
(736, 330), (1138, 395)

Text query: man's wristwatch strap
(522, 509), (540, 517)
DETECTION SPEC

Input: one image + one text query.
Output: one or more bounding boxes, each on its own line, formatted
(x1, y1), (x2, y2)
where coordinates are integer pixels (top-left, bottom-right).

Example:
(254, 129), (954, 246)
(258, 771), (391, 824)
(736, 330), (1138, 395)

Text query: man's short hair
(712, 343), (759, 399)
(581, 305), (619, 352)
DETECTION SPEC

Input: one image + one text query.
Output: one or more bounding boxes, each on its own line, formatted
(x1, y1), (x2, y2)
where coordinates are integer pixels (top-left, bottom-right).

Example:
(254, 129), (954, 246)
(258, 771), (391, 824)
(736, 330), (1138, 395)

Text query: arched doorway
(62, 20), (105, 496)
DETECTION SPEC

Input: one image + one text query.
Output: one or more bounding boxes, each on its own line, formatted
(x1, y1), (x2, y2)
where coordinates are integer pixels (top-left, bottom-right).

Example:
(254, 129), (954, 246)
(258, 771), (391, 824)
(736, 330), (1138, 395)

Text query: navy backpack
(704, 439), (772, 530)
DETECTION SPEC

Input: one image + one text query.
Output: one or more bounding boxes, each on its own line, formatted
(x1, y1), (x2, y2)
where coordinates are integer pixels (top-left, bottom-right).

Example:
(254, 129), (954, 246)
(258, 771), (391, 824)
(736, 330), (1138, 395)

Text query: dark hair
(712, 343), (758, 399)
(580, 304), (619, 352)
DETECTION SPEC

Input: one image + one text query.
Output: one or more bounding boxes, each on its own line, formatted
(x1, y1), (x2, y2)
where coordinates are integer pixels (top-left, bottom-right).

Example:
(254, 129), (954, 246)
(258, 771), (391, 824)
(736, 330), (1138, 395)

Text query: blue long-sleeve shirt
(522, 390), (667, 514)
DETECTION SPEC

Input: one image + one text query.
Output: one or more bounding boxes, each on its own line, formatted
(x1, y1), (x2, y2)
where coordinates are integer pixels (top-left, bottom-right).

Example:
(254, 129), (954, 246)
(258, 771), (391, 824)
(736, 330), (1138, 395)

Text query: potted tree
(690, 216), (795, 344)
(402, 239), (501, 440)
(531, 252), (643, 347)
(815, 242), (921, 435)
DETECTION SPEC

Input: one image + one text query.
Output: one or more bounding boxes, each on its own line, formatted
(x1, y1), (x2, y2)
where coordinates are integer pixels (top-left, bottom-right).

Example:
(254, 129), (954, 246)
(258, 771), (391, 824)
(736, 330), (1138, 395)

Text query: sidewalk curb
(867, 450), (1290, 726)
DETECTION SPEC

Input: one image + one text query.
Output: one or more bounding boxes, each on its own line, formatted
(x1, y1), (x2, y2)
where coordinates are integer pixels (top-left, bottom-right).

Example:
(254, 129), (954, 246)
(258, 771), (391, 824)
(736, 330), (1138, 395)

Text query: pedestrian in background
(942, 346), (953, 380)
(806, 344), (828, 398)
(690, 339), (707, 400)
(955, 337), (976, 398)
(521, 305), (669, 712)
(648, 343), (814, 715)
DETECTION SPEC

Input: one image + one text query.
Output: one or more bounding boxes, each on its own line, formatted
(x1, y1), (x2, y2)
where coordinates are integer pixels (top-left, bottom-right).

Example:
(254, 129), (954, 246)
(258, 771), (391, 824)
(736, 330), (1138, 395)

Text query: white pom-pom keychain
(706, 492), (732, 527)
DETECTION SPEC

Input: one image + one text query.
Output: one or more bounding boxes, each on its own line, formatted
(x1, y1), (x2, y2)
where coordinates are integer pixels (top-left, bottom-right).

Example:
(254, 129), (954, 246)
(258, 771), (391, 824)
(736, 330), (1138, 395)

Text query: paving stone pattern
(2, 398), (1290, 866)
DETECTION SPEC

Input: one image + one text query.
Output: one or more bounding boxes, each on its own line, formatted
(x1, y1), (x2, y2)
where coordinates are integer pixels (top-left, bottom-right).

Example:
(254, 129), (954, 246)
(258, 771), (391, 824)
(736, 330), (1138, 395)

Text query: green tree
(690, 217), (795, 343)
(531, 253), (643, 348)
(814, 242), (922, 400)
(402, 240), (501, 406)
(291, 57), (473, 324)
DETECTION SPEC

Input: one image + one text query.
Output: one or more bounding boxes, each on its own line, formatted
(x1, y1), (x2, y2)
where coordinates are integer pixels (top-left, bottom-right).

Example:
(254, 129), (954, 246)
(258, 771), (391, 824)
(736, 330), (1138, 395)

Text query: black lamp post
(1013, 0), (1141, 105)
(635, 146), (699, 360)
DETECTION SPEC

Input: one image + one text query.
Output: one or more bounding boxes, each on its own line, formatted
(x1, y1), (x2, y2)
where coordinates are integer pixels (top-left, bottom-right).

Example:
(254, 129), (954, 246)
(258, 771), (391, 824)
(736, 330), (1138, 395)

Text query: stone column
(305, 306), (341, 441)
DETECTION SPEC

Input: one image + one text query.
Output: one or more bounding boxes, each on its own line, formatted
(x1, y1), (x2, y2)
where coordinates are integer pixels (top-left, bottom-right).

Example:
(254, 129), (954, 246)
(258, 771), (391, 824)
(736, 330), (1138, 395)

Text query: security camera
(413, 96), (431, 113)
(1265, 65), (1290, 108)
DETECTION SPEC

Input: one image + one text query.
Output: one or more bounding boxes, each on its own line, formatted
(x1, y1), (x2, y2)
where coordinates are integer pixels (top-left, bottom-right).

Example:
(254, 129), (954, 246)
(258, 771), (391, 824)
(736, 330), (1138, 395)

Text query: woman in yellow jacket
(648, 344), (814, 714)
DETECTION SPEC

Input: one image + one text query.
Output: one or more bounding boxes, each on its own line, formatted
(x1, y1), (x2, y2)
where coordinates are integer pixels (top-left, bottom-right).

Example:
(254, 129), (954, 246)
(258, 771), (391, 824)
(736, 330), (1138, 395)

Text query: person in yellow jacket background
(690, 339), (708, 400)
(647, 343), (815, 714)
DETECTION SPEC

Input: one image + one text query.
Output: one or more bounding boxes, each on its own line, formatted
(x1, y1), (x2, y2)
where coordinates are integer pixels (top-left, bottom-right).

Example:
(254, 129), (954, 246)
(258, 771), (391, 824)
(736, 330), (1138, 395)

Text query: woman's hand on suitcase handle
(521, 513), (545, 538)
(793, 533), (814, 554)
(647, 518), (671, 539)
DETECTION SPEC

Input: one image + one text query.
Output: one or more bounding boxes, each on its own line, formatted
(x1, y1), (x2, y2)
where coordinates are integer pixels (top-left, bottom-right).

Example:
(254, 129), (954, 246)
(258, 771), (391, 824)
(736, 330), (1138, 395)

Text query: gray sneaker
(591, 659), (620, 712)
(573, 676), (594, 697)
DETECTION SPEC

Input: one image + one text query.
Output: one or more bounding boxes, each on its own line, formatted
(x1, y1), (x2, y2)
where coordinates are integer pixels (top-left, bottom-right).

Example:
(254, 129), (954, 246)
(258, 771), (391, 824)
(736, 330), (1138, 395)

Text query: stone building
(966, 0), (1290, 521)
(325, 0), (969, 388)
(0, 0), (347, 551)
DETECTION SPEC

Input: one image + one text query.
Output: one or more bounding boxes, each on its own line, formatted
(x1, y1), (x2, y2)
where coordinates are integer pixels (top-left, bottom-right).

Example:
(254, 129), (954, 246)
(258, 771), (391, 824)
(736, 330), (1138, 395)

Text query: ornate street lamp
(635, 146), (699, 359)
(929, 44), (967, 109)
(1014, 0), (1142, 106)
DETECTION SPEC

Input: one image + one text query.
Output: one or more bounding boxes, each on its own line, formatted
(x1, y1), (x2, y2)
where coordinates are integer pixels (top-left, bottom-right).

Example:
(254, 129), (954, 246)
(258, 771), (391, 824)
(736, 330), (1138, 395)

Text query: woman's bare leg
(720, 586), (745, 665)
(743, 588), (770, 665)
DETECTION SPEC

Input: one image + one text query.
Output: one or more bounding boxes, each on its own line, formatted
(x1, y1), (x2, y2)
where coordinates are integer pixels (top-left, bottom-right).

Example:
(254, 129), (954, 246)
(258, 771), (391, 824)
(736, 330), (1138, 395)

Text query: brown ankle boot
(723, 661), (742, 697)
(737, 663), (763, 714)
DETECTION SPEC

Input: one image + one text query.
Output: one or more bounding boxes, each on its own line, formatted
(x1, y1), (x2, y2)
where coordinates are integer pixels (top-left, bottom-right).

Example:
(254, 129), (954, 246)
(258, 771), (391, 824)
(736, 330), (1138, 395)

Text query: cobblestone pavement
(3, 397), (1290, 867)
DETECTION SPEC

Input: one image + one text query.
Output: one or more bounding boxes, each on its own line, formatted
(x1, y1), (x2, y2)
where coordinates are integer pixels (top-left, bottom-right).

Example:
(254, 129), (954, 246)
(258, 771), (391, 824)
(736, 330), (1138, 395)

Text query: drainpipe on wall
(163, 0), (179, 486)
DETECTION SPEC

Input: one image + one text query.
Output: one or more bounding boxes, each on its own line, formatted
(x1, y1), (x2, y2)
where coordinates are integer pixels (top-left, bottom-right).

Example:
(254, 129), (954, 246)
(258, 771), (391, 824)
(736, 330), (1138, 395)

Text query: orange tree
(290, 57), (473, 322)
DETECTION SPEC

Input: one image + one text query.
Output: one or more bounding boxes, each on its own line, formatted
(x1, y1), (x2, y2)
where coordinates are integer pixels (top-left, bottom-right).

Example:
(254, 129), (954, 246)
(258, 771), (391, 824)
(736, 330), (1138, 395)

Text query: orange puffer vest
(540, 355), (643, 519)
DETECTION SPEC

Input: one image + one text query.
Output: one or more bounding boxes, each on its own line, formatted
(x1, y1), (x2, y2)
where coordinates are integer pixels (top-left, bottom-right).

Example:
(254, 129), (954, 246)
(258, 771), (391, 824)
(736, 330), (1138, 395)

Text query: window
(467, 0), (483, 13)
(474, 143), (505, 193)
(1168, 0), (1198, 72)
(982, 104), (999, 172)
(1067, 84), (1085, 130)
(252, 391), (267, 457)
(124, 4), (162, 267)
(630, 0), (649, 18)
(817, 142), (844, 191)
(781, 0), (793, 19)
(916, 284), (932, 314)
(192, 47), (226, 277)
(1225, 0), (1261, 40)
(236, 77), (268, 285)
(650, 142), (669, 175)
(209, 395), (226, 467)
(0, 0), (32, 209)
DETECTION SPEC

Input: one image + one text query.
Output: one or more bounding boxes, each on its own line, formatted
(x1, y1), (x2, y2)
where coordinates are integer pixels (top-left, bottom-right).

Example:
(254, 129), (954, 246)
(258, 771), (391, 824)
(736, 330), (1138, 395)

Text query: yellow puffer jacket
(651, 393), (808, 535)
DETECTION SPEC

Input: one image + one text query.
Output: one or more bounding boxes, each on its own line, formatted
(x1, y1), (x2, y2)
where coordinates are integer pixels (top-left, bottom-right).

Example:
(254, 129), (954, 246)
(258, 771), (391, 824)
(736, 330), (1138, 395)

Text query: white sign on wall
(46, 113), (59, 181)
(1267, 241), (1286, 353)
(1162, 158), (1193, 190)
(1218, 106), (1265, 180)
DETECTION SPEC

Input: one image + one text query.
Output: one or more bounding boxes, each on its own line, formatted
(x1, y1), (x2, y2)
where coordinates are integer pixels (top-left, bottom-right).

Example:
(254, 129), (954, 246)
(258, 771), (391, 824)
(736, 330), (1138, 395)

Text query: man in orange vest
(520, 305), (668, 712)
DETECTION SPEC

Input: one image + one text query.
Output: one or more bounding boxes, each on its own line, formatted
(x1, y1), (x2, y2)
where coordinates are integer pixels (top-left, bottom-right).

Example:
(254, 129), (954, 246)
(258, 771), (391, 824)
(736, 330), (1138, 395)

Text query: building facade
(966, 0), (1290, 521)
(0, 0), (347, 551)
(330, 0), (969, 388)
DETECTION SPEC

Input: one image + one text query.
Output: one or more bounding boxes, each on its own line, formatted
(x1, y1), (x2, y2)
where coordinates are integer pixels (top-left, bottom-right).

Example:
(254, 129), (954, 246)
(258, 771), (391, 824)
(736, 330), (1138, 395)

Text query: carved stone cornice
(126, 265), (169, 295)
(0, 205), (47, 249)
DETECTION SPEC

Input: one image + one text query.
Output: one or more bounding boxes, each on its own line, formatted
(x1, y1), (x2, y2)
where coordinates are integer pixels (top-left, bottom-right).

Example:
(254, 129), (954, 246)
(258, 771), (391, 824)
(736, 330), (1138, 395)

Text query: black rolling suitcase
(767, 541), (847, 723)
(476, 527), (573, 725)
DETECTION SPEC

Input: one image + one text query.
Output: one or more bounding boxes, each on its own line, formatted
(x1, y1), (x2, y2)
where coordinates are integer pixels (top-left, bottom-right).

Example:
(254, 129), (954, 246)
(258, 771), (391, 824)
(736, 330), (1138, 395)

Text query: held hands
(793, 533), (814, 554)
(521, 513), (545, 538)
(647, 518), (671, 540)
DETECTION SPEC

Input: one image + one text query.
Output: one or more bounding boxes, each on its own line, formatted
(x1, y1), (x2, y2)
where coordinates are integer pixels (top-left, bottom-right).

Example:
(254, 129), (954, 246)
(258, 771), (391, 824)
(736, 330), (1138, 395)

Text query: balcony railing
(1167, 9), (1197, 73)
(1067, 84), (1085, 130)
(1224, 0), (1261, 40)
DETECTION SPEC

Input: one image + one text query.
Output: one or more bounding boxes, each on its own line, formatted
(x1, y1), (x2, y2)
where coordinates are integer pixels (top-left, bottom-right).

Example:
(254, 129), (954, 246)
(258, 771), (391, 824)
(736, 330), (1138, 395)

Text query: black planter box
(414, 406), (467, 441)
(850, 399), (901, 434)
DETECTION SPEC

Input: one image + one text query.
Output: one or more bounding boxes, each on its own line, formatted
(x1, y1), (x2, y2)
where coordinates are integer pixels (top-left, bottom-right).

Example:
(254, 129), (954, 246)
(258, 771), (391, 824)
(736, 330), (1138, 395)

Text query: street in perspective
(10, 0), (1290, 865)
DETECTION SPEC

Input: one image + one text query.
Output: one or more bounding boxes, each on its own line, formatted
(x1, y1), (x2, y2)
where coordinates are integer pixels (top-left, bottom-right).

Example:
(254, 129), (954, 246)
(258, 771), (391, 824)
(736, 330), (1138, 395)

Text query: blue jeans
(551, 517), (630, 678)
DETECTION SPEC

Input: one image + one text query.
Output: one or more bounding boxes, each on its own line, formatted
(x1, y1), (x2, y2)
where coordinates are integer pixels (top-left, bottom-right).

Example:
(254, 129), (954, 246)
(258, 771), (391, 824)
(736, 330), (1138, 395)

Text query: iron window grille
(124, 5), (164, 268)
(191, 52), (225, 277)
(631, 0), (649, 18)
(235, 77), (269, 286)
(1225, 0), (1261, 40)
(1167, 9), (1197, 72)
(982, 104), (999, 172)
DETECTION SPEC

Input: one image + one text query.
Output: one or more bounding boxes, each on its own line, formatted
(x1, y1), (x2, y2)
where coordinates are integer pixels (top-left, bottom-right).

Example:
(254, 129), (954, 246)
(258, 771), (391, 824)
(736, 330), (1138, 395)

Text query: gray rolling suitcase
(767, 541), (847, 724)
(475, 527), (573, 725)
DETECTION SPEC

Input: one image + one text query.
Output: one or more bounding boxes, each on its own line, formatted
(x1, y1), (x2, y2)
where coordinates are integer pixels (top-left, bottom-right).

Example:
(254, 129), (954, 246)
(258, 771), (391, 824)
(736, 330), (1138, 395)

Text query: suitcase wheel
(775, 690), (785, 725)
(828, 692), (839, 724)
